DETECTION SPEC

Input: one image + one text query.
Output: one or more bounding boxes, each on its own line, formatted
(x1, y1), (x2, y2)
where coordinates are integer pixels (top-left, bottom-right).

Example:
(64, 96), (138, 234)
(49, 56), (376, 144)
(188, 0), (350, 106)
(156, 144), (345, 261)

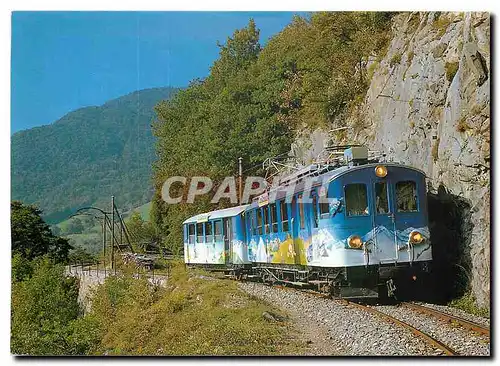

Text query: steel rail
(270, 284), (457, 356)
(402, 302), (490, 337)
(343, 300), (457, 356)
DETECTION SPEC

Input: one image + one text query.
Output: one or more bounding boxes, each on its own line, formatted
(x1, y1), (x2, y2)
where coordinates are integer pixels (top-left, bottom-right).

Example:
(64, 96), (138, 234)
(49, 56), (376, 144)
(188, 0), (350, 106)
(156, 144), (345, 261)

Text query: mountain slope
(11, 87), (179, 223)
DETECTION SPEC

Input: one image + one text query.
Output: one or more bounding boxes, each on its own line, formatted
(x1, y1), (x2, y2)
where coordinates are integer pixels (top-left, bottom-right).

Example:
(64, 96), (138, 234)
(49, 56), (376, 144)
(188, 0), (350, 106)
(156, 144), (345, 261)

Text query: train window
(263, 206), (269, 234)
(188, 224), (195, 244)
(312, 194), (319, 228)
(319, 186), (330, 217)
(206, 221), (213, 243)
(298, 194), (305, 229)
(375, 182), (389, 214)
(396, 181), (418, 212)
(345, 184), (369, 216)
(251, 210), (257, 236)
(270, 203), (278, 233)
(214, 220), (223, 241)
(280, 200), (289, 232)
(256, 208), (263, 235)
(196, 222), (204, 242)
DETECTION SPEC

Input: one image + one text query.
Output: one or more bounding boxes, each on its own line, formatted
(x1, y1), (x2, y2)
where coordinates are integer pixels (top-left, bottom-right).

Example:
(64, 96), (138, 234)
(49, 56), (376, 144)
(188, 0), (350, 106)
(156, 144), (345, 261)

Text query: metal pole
(103, 216), (106, 277)
(238, 157), (243, 205)
(111, 196), (115, 271)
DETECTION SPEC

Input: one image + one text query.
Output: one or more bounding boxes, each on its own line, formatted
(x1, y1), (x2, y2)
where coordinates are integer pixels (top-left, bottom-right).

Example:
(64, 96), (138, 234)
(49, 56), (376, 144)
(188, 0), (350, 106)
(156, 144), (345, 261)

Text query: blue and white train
(182, 146), (433, 299)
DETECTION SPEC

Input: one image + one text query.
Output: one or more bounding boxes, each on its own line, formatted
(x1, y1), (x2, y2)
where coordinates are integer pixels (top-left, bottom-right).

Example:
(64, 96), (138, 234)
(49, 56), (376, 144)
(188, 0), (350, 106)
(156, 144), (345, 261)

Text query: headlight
(409, 231), (424, 244)
(348, 235), (363, 249)
(375, 165), (388, 177)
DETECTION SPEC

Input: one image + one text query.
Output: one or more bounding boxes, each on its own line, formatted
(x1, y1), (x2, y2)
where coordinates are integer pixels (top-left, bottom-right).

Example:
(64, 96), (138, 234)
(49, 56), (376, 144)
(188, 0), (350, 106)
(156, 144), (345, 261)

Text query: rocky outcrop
(293, 12), (490, 308)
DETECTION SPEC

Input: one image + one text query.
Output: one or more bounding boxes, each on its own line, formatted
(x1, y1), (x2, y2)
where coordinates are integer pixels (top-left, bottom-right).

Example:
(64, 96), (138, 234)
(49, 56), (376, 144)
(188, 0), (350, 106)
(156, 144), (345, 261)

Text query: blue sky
(11, 11), (302, 133)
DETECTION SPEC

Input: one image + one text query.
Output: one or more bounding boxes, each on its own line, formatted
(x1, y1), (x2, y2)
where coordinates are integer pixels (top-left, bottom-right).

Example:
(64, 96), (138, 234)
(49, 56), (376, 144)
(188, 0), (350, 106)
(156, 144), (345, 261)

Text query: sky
(11, 11), (302, 133)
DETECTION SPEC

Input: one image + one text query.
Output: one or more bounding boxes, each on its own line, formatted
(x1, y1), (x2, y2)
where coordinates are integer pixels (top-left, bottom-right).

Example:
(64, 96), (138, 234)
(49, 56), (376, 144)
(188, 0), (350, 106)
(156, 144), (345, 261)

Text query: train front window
(345, 184), (369, 216)
(280, 200), (289, 232)
(375, 182), (389, 214)
(396, 181), (418, 212)
(188, 224), (195, 244)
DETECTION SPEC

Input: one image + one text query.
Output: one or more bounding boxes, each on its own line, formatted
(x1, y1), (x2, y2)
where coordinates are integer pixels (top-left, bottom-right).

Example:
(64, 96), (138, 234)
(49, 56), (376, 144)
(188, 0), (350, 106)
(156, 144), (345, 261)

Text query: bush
(11, 258), (82, 355)
(445, 61), (459, 82)
(390, 52), (402, 67)
(87, 264), (304, 355)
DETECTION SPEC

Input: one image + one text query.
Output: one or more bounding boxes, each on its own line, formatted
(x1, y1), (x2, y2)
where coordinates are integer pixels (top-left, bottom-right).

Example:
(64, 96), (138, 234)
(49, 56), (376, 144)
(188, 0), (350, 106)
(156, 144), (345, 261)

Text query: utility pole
(102, 216), (106, 276)
(238, 157), (243, 205)
(111, 196), (115, 271)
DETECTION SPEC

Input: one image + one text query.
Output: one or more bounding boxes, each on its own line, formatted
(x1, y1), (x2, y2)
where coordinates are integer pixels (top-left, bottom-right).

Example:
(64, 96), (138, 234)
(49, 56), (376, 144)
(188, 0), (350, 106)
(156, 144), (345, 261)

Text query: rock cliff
(294, 12), (490, 308)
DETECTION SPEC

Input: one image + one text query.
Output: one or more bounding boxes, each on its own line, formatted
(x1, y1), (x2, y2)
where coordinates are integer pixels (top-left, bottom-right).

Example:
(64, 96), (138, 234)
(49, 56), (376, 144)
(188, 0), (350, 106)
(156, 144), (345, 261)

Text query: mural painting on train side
(247, 225), (431, 267)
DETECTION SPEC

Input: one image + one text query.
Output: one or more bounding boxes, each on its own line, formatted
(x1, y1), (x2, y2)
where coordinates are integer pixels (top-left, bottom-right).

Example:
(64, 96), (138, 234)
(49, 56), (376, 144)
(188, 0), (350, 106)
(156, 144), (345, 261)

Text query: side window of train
(311, 193), (319, 228)
(188, 224), (195, 244)
(196, 222), (204, 242)
(270, 203), (278, 233)
(263, 206), (269, 234)
(345, 184), (369, 216)
(214, 220), (223, 241)
(280, 200), (289, 232)
(319, 186), (330, 218)
(256, 208), (263, 235)
(396, 181), (418, 212)
(298, 194), (305, 229)
(375, 182), (389, 214)
(206, 221), (213, 243)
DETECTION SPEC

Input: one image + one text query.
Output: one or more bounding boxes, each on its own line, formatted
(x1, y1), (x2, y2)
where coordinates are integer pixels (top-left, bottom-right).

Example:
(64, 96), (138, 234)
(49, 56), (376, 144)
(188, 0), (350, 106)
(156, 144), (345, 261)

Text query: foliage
(11, 87), (179, 224)
(152, 13), (393, 253)
(67, 246), (98, 264)
(86, 264), (304, 355)
(449, 291), (490, 318)
(126, 212), (161, 253)
(11, 201), (72, 263)
(11, 257), (82, 355)
(432, 15), (452, 38)
(390, 52), (402, 67)
(445, 61), (459, 82)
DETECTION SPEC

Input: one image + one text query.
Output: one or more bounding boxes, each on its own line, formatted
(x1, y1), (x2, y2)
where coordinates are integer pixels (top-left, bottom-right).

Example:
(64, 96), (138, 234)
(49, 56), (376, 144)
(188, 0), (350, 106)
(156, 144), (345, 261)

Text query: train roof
(250, 162), (426, 207)
(183, 204), (250, 224)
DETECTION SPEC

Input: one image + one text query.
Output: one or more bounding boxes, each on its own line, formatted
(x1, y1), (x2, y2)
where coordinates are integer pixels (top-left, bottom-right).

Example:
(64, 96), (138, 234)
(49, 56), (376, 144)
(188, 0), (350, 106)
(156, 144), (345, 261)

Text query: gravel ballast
(238, 282), (450, 356)
(374, 304), (490, 356)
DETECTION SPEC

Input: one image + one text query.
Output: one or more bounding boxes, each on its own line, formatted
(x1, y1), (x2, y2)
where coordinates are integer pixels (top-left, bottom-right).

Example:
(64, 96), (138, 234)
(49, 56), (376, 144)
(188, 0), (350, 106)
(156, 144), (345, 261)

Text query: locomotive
(182, 146), (432, 299)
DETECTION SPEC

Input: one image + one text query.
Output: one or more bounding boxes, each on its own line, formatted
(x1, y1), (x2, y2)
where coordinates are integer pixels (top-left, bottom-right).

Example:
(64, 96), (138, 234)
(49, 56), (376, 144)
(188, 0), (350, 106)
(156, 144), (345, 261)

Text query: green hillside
(11, 87), (178, 224)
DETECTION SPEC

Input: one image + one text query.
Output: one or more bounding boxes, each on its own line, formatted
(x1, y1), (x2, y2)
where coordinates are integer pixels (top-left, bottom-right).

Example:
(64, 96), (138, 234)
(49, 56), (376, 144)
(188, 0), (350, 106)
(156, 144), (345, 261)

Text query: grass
(431, 138), (440, 162)
(432, 16), (451, 38)
(456, 116), (471, 133)
(86, 263), (307, 355)
(449, 292), (490, 318)
(389, 53), (402, 68)
(445, 61), (459, 83)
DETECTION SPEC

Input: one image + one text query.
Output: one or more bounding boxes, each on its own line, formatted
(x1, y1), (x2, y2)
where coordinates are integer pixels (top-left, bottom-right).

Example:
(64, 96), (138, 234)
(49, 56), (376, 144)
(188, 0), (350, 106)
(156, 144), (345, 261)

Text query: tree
(11, 201), (72, 263)
(11, 258), (81, 355)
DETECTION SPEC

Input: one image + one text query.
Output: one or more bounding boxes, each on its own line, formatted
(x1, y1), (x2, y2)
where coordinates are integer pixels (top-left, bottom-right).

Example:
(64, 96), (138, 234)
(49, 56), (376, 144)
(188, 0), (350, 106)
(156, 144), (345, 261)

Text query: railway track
(401, 302), (490, 337)
(271, 284), (460, 356)
(344, 300), (458, 356)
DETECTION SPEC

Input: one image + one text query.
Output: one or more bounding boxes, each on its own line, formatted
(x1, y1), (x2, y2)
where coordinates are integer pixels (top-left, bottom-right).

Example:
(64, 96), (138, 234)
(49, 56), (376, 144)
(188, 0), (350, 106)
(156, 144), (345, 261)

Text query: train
(182, 146), (433, 300)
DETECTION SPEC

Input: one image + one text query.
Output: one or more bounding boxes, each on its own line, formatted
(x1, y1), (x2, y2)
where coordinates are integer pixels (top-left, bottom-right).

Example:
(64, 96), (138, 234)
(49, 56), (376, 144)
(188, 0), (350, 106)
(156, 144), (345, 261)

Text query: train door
(223, 218), (232, 264)
(371, 179), (398, 262)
